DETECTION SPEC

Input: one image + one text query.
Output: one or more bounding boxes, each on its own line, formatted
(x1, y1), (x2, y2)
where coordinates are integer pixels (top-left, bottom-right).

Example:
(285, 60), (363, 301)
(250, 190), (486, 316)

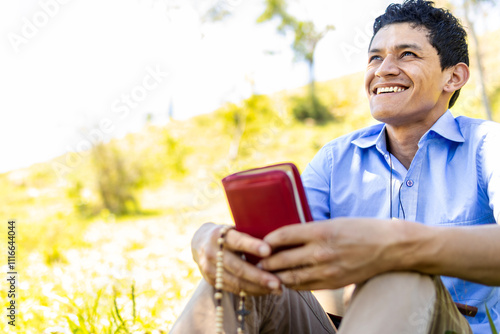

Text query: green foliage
(91, 142), (141, 216)
(257, 0), (334, 66)
(215, 102), (243, 133)
(215, 94), (283, 159)
(242, 94), (279, 132)
(257, 1), (335, 125)
(130, 129), (189, 188)
(215, 94), (277, 131)
(490, 84), (500, 118)
(65, 285), (144, 334)
(256, 0), (294, 32)
(67, 180), (96, 217)
(291, 93), (332, 124)
(486, 304), (499, 334)
(66, 128), (190, 217)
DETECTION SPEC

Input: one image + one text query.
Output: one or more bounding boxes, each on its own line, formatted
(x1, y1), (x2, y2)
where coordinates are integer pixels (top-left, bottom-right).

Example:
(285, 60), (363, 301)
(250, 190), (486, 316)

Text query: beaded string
(215, 226), (249, 334)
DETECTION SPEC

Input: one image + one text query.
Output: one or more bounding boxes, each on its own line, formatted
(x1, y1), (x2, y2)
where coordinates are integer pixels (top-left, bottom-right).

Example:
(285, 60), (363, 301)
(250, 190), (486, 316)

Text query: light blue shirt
(302, 110), (500, 333)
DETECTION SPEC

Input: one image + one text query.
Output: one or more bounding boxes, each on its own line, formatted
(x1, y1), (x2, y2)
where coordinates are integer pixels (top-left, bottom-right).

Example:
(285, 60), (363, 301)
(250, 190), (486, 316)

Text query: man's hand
(259, 218), (407, 290)
(191, 223), (282, 295)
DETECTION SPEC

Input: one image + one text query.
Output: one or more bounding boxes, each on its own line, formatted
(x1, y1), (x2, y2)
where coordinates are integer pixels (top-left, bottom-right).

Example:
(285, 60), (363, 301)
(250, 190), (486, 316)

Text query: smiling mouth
(375, 86), (408, 95)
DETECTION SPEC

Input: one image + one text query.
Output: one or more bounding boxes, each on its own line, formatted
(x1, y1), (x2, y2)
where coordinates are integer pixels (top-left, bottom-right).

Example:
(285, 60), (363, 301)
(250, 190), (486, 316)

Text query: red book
(222, 163), (313, 263)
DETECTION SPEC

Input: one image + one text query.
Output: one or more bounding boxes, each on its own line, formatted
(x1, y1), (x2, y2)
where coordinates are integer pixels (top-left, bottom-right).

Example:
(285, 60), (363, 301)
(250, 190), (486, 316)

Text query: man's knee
(339, 272), (436, 334)
(354, 272), (435, 301)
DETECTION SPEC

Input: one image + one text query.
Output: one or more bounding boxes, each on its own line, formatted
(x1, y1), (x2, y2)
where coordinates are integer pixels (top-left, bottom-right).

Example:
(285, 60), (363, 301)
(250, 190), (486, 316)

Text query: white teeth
(376, 86), (406, 94)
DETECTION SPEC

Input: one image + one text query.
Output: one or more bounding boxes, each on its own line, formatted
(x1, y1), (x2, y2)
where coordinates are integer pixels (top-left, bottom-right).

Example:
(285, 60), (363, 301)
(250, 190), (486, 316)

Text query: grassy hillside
(1, 28), (499, 333)
(0, 100), (372, 334)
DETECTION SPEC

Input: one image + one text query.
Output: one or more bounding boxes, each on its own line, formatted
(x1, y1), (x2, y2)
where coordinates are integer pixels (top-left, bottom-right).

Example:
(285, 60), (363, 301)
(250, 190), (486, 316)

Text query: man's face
(365, 23), (451, 127)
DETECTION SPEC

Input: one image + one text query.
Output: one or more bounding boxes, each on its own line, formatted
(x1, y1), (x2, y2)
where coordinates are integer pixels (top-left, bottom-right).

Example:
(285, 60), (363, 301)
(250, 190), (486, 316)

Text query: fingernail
(268, 280), (279, 290)
(258, 245), (269, 256)
(256, 262), (263, 269)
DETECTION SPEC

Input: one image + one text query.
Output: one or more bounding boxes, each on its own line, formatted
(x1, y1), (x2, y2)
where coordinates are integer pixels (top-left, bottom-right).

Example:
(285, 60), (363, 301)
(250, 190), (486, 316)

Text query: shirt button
(406, 179), (414, 187)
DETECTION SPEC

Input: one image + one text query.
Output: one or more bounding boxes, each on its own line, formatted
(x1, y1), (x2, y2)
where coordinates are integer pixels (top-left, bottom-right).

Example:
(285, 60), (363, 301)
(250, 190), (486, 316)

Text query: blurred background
(0, 0), (499, 332)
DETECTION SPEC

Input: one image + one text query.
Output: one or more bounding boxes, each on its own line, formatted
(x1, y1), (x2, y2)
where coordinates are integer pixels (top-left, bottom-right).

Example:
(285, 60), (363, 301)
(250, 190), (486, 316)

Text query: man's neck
(384, 109), (448, 169)
(386, 125), (425, 170)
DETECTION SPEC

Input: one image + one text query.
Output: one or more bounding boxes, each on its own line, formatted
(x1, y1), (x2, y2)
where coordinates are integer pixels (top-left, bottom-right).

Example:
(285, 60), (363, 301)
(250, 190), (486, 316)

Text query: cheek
(364, 72), (374, 97)
(415, 81), (442, 101)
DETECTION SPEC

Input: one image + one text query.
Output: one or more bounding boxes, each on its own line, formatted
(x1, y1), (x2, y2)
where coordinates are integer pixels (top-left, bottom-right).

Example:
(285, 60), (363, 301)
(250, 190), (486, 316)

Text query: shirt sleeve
(478, 122), (500, 224)
(301, 146), (332, 221)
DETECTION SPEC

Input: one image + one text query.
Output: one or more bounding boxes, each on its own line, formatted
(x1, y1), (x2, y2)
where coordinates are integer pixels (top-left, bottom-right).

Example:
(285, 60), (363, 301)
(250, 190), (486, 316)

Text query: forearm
(396, 222), (500, 285)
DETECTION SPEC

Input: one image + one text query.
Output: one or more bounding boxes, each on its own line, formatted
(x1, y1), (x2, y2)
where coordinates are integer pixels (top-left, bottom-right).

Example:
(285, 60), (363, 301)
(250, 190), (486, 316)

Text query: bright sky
(1, 0), (498, 173)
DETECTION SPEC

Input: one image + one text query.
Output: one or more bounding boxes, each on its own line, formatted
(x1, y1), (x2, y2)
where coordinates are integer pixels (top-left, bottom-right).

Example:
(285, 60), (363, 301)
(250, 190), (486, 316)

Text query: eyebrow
(368, 43), (423, 54)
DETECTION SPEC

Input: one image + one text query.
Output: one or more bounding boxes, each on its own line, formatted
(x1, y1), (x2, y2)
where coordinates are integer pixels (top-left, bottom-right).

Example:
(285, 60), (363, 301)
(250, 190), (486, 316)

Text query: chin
(370, 107), (394, 123)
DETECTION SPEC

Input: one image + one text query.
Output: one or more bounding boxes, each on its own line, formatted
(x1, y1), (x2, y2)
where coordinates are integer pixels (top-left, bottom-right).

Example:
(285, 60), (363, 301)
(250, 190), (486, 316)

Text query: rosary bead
(214, 225), (248, 334)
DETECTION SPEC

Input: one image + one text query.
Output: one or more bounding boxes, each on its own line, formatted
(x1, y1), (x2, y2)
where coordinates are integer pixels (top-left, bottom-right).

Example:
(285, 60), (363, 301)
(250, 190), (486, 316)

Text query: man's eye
(402, 51), (416, 57)
(369, 55), (381, 62)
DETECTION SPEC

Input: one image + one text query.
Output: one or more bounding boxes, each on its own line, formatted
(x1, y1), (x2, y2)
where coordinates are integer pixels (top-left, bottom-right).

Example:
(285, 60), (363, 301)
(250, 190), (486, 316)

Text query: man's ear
(444, 62), (470, 93)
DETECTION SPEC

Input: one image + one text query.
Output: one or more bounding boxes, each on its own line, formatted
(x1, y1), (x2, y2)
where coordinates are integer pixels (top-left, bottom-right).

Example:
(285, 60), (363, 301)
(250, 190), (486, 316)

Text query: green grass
(486, 305), (499, 334)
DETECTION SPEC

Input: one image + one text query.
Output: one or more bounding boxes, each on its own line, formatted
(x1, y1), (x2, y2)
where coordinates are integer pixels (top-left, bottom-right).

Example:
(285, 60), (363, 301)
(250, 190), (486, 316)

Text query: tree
(257, 0), (334, 123)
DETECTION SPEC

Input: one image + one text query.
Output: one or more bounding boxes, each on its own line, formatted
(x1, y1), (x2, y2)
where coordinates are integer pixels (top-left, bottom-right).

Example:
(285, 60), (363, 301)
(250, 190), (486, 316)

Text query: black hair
(371, 0), (469, 108)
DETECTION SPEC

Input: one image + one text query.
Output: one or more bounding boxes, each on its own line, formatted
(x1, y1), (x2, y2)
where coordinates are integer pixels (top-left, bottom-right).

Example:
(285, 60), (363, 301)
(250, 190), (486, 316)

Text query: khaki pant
(170, 272), (472, 334)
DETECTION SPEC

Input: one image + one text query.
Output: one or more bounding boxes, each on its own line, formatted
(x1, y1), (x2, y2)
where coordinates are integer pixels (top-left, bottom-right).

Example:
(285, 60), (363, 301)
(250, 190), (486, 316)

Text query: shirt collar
(351, 123), (388, 155)
(421, 109), (464, 144)
(352, 110), (465, 151)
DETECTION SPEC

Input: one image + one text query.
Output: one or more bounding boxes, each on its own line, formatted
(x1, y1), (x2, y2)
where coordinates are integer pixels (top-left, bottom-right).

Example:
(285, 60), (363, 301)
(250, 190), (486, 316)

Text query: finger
(204, 265), (273, 295)
(222, 271), (278, 296)
(225, 228), (272, 257)
(259, 243), (320, 272)
(204, 253), (279, 295)
(263, 222), (321, 248)
(276, 263), (367, 291)
(224, 250), (281, 291)
(275, 264), (339, 290)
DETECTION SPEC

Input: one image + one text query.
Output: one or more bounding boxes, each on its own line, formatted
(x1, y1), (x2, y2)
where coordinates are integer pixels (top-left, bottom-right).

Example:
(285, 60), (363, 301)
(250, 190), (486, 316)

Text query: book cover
(222, 163), (313, 263)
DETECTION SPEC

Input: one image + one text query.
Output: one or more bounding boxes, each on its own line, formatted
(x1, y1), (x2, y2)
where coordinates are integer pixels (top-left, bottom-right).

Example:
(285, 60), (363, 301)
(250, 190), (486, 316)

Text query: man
(172, 0), (500, 333)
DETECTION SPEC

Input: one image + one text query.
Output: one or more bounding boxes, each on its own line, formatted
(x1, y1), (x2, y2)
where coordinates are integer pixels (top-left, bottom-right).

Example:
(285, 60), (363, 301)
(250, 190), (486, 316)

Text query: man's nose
(375, 55), (400, 77)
